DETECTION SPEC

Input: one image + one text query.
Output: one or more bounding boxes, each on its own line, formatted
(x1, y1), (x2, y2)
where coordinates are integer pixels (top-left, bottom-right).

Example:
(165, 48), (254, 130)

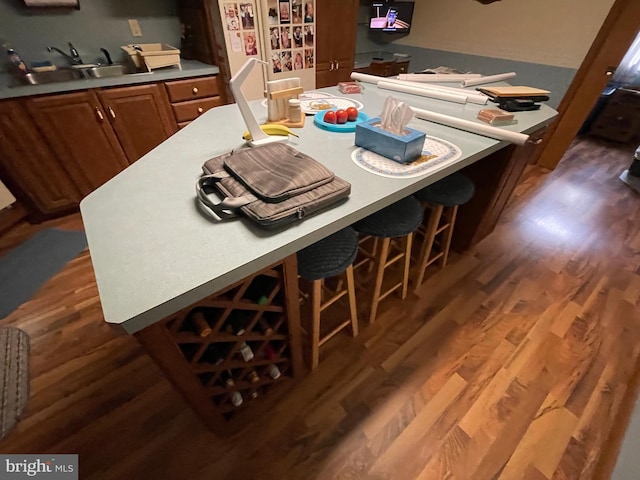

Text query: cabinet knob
(197, 107), (204, 114)
(108, 106), (116, 119)
(336, 61), (340, 70)
(95, 107), (104, 121)
(192, 87), (199, 94)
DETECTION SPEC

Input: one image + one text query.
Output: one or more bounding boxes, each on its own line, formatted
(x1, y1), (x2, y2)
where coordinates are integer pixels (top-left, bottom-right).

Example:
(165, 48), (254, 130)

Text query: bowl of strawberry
(314, 107), (369, 132)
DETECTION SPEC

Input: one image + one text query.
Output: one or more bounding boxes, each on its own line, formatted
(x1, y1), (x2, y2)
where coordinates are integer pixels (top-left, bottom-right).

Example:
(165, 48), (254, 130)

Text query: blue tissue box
(355, 117), (426, 164)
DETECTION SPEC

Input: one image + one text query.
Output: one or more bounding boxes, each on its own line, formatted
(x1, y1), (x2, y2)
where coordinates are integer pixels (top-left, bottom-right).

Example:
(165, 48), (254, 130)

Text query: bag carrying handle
(196, 175), (253, 219)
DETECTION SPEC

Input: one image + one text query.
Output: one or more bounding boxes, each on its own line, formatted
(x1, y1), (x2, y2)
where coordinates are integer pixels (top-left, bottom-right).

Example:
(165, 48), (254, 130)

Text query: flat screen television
(369, 1), (414, 33)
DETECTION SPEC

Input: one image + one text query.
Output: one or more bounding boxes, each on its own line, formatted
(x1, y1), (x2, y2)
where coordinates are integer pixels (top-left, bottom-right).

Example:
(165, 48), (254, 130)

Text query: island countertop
(80, 84), (557, 334)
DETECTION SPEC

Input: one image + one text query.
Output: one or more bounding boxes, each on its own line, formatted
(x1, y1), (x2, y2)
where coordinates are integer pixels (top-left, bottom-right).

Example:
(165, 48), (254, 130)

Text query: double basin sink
(19, 64), (130, 85)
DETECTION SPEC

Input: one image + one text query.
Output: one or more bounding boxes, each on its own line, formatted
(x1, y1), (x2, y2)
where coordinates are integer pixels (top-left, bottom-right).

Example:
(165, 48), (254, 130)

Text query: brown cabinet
(315, 0), (358, 88)
(97, 84), (177, 164)
(589, 88), (640, 144)
(0, 100), (80, 216)
(26, 91), (129, 198)
(165, 76), (223, 127)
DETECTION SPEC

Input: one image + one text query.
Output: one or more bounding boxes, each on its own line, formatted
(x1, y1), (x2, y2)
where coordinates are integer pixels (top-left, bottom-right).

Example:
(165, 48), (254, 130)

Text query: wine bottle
(221, 369), (235, 388)
(244, 275), (274, 305)
(191, 311), (212, 337)
(230, 391), (243, 407)
(257, 317), (274, 336)
(201, 343), (226, 365)
(248, 389), (259, 400)
(238, 341), (254, 361)
(263, 344), (282, 379)
(224, 313), (248, 336)
(247, 369), (260, 383)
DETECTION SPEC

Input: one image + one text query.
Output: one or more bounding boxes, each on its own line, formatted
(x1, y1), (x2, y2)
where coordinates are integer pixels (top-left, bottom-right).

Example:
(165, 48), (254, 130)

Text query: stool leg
(415, 204), (444, 288)
(345, 265), (358, 336)
(311, 279), (322, 370)
(440, 205), (458, 269)
(401, 233), (413, 299)
(370, 237), (391, 324)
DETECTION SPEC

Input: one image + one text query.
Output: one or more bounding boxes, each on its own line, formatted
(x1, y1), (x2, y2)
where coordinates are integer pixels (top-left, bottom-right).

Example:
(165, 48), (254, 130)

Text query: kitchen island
(80, 84), (557, 433)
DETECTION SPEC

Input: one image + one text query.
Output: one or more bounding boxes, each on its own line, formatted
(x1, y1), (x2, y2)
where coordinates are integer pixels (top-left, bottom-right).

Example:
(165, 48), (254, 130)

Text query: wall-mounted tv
(369, 1), (414, 33)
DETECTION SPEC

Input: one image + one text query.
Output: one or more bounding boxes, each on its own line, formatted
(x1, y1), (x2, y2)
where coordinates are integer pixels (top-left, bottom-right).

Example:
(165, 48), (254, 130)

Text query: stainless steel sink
(82, 64), (127, 78)
(19, 69), (83, 85)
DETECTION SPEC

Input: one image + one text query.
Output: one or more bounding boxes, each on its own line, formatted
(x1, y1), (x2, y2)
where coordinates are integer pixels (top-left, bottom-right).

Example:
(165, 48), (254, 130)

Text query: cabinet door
(0, 100), (80, 215)
(98, 84), (177, 164)
(316, 0), (358, 88)
(27, 91), (129, 197)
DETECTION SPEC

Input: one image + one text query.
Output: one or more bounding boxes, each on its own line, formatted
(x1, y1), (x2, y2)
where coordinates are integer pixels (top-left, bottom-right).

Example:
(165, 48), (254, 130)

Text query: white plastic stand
(230, 58), (288, 147)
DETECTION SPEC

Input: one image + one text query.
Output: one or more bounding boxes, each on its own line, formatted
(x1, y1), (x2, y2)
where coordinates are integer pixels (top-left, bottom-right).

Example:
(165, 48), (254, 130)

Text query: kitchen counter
(0, 59), (219, 100)
(354, 51), (411, 70)
(80, 84), (557, 335)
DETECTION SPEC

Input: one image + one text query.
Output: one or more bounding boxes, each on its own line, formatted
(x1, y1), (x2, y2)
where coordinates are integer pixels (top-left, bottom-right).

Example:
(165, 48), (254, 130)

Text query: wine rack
(134, 255), (303, 434)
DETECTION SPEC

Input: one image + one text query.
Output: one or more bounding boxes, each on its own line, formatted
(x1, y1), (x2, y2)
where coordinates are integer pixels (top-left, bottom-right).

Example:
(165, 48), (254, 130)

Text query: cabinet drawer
(165, 76), (219, 102)
(172, 97), (222, 122)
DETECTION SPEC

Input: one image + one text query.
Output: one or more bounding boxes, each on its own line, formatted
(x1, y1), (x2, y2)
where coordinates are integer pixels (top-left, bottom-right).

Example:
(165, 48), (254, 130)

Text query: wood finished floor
(1, 136), (639, 479)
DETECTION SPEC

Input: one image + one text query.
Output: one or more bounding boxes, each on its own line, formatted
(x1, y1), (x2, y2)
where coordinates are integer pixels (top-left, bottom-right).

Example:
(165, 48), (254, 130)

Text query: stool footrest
(320, 288), (349, 312)
(319, 319), (353, 346)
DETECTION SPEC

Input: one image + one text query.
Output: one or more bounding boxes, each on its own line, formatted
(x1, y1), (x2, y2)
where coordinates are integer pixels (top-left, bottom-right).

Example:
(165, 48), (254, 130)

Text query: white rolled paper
(350, 72), (489, 105)
(378, 81), (468, 104)
(461, 72), (517, 87)
(410, 106), (529, 145)
(397, 73), (482, 82)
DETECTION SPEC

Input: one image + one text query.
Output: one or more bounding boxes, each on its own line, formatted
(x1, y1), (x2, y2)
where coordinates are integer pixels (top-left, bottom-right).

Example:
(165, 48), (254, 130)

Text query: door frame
(534, 0), (640, 169)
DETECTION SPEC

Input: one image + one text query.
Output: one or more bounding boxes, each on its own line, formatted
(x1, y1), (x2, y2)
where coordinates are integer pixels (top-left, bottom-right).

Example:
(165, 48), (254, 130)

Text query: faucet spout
(47, 44), (83, 65)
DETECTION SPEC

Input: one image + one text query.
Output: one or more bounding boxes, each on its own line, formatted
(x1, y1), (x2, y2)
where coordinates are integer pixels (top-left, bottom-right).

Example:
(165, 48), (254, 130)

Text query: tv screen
(369, 2), (414, 33)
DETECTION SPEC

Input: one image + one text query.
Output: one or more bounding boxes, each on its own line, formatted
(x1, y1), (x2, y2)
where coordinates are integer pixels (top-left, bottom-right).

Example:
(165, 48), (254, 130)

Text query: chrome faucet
(47, 42), (83, 65)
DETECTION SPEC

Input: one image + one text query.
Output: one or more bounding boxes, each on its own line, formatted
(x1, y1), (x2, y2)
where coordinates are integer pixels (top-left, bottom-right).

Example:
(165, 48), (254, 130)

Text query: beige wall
(395, 0), (615, 68)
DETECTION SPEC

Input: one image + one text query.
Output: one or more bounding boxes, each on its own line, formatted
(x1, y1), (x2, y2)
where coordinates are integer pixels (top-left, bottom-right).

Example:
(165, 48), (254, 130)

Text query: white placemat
(351, 136), (462, 179)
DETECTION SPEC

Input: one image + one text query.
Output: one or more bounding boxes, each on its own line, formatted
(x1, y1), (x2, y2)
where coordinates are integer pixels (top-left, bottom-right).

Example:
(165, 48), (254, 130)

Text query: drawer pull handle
(336, 61), (339, 70)
(192, 87), (199, 94)
(197, 107), (204, 114)
(108, 106), (116, 119)
(95, 107), (104, 121)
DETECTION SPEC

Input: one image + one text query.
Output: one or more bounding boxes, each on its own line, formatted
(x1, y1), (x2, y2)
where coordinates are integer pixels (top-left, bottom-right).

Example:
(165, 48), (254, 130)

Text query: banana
(242, 124), (299, 141)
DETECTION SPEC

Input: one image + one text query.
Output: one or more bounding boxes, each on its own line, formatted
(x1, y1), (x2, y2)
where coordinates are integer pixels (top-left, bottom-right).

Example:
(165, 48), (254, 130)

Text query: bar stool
(297, 227), (359, 370)
(353, 196), (424, 324)
(413, 172), (475, 288)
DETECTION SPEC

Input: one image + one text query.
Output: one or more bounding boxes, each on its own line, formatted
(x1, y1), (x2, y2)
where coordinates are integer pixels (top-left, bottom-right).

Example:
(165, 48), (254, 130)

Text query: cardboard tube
(397, 73), (482, 82)
(411, 106), (529, 145)
(378, 81), (468, 104)
(461, 72), (517, 87)
(350, 72), (489, 105)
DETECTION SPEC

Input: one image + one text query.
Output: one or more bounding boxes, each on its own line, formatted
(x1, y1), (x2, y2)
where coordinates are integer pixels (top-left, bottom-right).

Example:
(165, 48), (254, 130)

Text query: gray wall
(0, 0), (180, 71)
(354, 1), (576, 109)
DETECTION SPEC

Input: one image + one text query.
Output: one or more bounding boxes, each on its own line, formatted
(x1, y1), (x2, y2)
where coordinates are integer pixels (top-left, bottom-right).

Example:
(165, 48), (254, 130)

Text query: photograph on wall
(304, 48), (314, 68)
(291, 0), (302, 23)
(304, 1), (313, 23)
(280, 26), (291, 49)
(293, 50), (304, 70)
(269, 27), (281, 50)
(228, 31), (242, 52)
(268, 0), (278, 25)
(280, 51), (292, 72)
(240, 3), (255, 29)
(304, 25), (314, 47)
(271, 51), (282, 73)
(292, 25), (303, 48)
(243, 31), (258, 55)
(279, 0), (291, 23)
(224, 3), (240, 31)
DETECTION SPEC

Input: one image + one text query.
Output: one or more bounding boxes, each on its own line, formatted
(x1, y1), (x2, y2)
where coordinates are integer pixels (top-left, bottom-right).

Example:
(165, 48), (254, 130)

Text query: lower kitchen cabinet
(98, 84), (177, 164)
(27, 91), (130, 198)
(0, 100), (80, 216)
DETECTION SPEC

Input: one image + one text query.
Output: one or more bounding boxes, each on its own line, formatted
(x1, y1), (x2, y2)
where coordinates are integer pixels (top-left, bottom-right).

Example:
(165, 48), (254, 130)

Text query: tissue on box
(355, 117), (426, 164)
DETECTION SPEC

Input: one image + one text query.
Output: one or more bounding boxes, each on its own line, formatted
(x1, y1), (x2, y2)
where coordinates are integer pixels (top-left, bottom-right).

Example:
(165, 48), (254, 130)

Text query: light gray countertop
(80, 84), (557, 334)
(0, 59), (219, 100)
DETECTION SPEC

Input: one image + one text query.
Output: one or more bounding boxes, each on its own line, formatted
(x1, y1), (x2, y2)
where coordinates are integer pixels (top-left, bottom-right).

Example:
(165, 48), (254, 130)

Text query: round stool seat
(297, 227), (359, 280)
(354, 196), (423, 238)
(414, 172), (475, 207)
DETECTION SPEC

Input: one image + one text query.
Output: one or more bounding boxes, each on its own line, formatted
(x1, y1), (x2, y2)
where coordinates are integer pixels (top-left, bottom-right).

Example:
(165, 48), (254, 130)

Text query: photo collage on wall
(267, 0), (314, 74)
(224, 2), (260, 57)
